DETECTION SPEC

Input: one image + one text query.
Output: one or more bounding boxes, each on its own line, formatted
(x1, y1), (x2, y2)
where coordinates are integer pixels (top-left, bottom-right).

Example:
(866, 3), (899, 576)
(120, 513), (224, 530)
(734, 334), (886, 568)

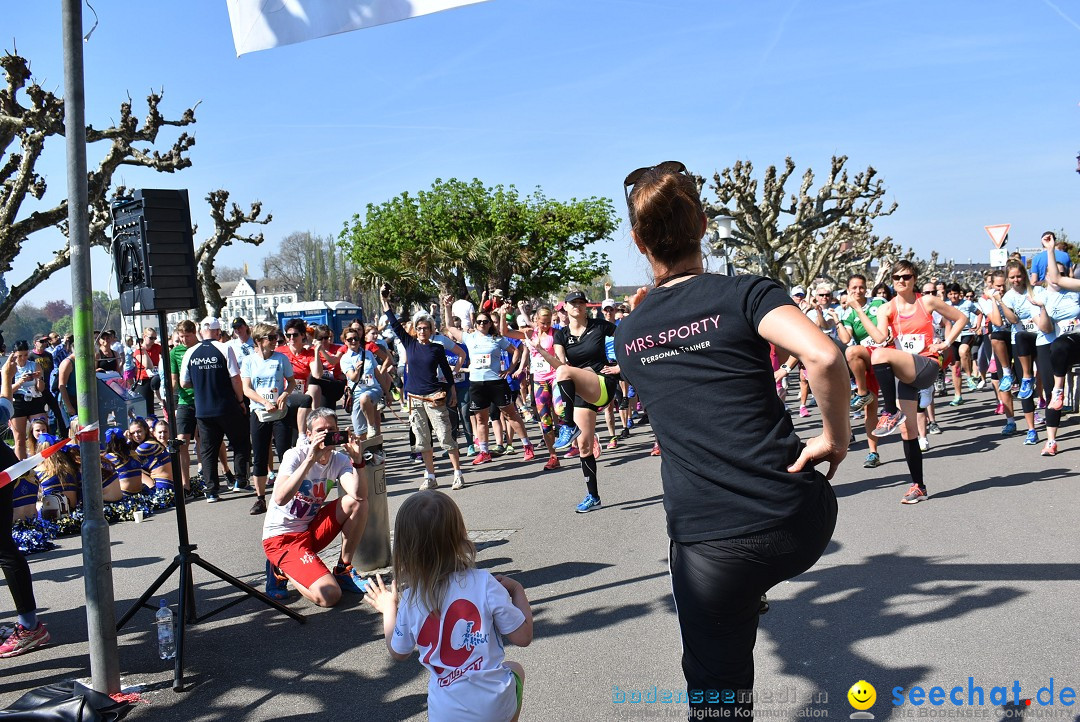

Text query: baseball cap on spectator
(790, 286), (806, 298)
(201, 317), (221, 330)
(554, 302), (565, 312)
(601, 299), (616, 310)
(491, 289), (505, 298)
(564, 290), (588, 304)
(231, 317), (248, 329)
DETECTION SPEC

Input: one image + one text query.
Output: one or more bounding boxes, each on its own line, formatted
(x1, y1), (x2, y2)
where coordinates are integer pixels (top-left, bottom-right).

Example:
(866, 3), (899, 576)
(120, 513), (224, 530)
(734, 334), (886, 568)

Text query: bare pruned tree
(0, 50), (198, 323)
(703, 155), (898, 288)
(194, 189), (271, 317)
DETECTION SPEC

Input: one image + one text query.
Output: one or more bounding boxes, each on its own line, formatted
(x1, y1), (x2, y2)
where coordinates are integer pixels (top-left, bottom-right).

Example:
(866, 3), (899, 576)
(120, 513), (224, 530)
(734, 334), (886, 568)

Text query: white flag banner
(227, 0), (491, 56)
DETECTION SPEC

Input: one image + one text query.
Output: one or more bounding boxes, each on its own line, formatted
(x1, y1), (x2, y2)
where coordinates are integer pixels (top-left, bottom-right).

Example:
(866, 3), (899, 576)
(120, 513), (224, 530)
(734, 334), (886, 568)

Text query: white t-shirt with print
(262, 443), (353, 539)
(392, 569), (526, 722)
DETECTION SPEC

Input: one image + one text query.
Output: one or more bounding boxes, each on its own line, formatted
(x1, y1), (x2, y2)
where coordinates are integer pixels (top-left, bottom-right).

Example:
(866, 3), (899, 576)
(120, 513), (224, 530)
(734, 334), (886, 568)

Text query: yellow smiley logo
(848, 680), (876, 711)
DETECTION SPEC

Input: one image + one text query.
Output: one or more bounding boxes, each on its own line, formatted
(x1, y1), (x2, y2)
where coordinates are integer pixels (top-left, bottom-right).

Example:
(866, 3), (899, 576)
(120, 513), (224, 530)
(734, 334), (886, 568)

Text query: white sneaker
(419, 476), (438, 491)
(451, 473), (465, 491)
(918, 437), (929, 452)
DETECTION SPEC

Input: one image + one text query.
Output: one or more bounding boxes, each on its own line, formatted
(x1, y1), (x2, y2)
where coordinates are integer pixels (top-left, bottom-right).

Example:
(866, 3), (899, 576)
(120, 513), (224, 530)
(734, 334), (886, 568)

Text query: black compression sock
(580, 453), (599, 499)
(557, 379), (577, 426)
(873, 363), (899, 416)
(902, 439), (924, 489)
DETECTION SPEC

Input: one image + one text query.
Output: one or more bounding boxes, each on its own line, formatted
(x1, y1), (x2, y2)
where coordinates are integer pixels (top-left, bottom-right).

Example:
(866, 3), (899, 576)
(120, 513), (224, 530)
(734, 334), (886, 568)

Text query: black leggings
(250, 412), (291, 477)
(1050, 334), (1080, 379)
(0, 483), (37, 614)
(668, 481), (837, 717)
(1014, 331), (1037, 362)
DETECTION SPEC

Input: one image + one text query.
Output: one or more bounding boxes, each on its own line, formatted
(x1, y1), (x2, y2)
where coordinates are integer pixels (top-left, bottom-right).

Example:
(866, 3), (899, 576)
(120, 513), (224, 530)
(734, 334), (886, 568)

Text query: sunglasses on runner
(623, 161), (690, 216)
(344, 336), (359, 342)
(476, 319), (491, 325)
(259, 333), (279, 342)
(285, 332), (301, 338)
(892, 274), (914, 281)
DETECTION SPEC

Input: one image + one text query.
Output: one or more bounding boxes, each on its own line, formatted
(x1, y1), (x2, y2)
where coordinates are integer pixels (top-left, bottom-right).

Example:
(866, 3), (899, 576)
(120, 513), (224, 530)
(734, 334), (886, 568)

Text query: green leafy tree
(340, 178), (617, 306)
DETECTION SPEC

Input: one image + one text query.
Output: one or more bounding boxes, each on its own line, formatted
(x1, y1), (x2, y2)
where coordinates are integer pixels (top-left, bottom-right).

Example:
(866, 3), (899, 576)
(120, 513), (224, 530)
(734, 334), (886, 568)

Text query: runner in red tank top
(860, 260), (969, 504)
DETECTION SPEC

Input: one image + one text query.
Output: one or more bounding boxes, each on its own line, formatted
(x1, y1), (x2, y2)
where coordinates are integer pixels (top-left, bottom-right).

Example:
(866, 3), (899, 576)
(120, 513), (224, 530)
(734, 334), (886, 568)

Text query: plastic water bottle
(155, 599), (175, 660)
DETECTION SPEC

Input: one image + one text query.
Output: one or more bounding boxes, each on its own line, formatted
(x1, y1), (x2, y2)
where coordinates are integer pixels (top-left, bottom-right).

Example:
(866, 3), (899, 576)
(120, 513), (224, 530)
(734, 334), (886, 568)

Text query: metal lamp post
(710, 216), (735, 275)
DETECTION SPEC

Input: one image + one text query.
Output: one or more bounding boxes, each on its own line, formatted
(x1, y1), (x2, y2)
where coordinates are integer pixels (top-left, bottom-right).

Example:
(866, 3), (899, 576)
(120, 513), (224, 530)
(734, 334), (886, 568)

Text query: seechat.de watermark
(612, 684), (829, 718)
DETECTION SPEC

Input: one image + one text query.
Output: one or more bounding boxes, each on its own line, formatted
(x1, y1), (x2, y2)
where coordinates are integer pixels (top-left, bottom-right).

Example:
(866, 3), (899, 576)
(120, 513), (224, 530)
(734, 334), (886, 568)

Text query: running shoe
(975, 378), (987, 390)
(205, 492), (220, 503)
(851, 410), (864, 420)
(927, 421), (942, 435)
(471, 451), (492, 466)
(918, 437), (929, 452)
(607, 438), (618, 450)
(872, 412), (906, 437)
(1034, 411), (1044, 427)
(900, 484), (927, 504)
(466, 444), (477, 457)
(0, 623), (50, 658)
(543, 455), (560, 470)
(1024, 429), (1039, 445)
(1001, 419), (1017, 436)
(948, 396), (964, 407)
(232, 477), (251, 492)
(452, 473), (465, 491)
(553, 424), (581, 451)
(267, 470), (277, 484)
(638, 413), (649, 425)
(503, 443), (517, 455)
(575, 494), (601, 513)
(650, 442), (661, 456)
(490, 444), (505, 457)
(523, 445), (536, 461)
(249, 497), (267, 515)
(1049, 389), (1065, 411)
(1017, 378), (1034, 400)
(994, 403), (1005, 415)
(999, 373), (1014, 393)
(333, 564), (371, 594)
(411, 453), (422, 464)
(799, 406), (810, 418)
(1041, 440), (1058, 456)
(933, 376), (946, 396)
(265, 561), (289, 600)
(565, 446), (580, 459)
(618, 428), (631, 441)
(850, 392), (875, 411)
(807, 396), (817, 407)
(967, 377), (980, 392)
(419, 476), (438, 490)
(863, 452), (881, 468)
(1037, 397), (1047, 410)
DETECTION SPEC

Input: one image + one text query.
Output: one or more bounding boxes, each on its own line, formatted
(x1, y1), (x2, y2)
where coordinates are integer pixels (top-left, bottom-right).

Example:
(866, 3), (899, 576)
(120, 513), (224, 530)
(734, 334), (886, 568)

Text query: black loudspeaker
(111, 189), (199, 315)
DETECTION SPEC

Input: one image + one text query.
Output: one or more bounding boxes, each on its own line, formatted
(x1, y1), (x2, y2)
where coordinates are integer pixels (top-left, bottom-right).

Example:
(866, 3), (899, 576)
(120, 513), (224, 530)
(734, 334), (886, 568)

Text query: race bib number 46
(896, 334), (925, 354)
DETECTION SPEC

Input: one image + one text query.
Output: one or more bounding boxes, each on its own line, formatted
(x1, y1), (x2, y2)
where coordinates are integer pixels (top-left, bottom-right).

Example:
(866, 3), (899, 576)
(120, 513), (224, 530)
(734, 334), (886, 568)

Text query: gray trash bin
(352, 434), (391, 572)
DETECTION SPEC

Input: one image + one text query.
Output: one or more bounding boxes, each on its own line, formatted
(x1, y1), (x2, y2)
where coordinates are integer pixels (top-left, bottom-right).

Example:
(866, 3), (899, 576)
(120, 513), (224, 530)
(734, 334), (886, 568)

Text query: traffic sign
(984, 224), (1010, 248)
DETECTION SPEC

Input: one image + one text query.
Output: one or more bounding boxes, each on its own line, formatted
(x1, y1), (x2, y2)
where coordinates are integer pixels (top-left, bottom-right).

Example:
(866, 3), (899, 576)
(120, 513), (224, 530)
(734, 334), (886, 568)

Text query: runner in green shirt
(168, 320), (199, 492)
(836, 275), (888, 468)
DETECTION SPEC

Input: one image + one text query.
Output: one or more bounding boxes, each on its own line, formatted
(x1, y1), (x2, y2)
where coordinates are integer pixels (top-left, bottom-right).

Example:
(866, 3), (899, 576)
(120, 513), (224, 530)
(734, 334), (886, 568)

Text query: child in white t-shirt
(365, 491), (532, 722)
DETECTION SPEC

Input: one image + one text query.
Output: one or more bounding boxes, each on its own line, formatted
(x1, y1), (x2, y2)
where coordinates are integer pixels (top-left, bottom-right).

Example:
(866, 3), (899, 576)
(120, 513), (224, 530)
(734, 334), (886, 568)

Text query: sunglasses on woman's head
(623, 160), (690, 214)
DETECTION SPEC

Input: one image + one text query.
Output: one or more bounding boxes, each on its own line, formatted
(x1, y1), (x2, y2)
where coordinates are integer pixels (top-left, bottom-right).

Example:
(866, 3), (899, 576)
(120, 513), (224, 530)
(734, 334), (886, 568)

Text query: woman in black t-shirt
(612, 161), (850, 718)
(525, 290), (619, 513)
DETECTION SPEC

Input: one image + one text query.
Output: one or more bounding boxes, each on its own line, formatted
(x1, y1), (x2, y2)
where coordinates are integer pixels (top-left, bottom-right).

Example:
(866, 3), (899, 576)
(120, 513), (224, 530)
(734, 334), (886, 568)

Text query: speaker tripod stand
(115, 309), (304, 692)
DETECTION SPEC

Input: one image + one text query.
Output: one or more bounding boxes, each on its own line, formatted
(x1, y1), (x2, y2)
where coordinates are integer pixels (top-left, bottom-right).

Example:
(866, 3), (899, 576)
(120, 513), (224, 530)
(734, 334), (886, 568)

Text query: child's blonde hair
(392, 491), (475, 613)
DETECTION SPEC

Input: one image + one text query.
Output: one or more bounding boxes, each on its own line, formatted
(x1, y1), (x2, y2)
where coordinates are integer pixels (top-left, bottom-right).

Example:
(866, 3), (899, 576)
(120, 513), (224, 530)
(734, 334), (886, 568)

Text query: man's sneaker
(1049, 389), (1065, 411)
(999, 373), (1014, 393)
(850, 392), (875, 411)
(565, 446), (580, 459)
(451, 473), (465, 491)
(967, 377), (980, 392)
(918, 437), (929, 452)
(1024, 429), (1039, 445)
(607, 438), (618, 450)
(872, 412), (906, 437)
(490, 444), (505, 457)
(522, 445), (536, 462)
(502, 443), (517, 455)
(975, 377), (987, 390)
(471, 451), (492, 466)
(232, 477), (251, 492)
(411, 453), (422, 464)
(618, 428), (631, 441)
(927, 421), (942, 435)
(1041, 440), (1058, 456)
(948, 396), (964, 407)
(1017, 378), (1035, 400)
(553, 425), (580, 451)
(205, 492), (220, 503)
(995, 402), (1005, 415)
(543, 454), (559, 470)
(333, 564), (371, 594)
(799, 406), (810, 418)
(465, 444), (477, 457)
(575, 494), (601, 513)
(249, 497), (267, 515)
(900, 484), (927, 505)
(1001, 419), (1018, 436)
(265, 561), (289, 600)
(650, 442), (661, 456)
(863, 452), (881, 468)
(0, 623), (50, 658)
(419, 476), (438, 491)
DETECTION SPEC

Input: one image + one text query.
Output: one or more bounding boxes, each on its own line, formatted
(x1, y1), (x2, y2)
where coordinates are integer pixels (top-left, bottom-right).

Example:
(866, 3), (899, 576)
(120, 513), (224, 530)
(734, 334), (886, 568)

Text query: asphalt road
(2, 387), (1079, 721)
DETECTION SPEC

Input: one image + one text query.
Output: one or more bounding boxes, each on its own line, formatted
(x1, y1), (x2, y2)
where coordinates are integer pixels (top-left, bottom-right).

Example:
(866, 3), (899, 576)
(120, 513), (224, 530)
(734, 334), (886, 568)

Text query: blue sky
(6, 0), (1080, 308)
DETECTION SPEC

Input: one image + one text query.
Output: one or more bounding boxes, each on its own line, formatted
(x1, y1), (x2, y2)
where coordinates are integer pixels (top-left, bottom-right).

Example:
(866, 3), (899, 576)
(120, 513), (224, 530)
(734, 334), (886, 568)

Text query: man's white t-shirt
(262, 443), (353, 539)
(451, 299), (476, 328)
(392, 569), (526, 722)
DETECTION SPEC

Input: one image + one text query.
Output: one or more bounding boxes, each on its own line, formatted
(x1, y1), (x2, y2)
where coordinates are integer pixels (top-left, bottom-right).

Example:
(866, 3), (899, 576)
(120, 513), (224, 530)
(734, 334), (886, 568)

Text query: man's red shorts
(262, 501), (343, 589)
(865, 366), (880, 396)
